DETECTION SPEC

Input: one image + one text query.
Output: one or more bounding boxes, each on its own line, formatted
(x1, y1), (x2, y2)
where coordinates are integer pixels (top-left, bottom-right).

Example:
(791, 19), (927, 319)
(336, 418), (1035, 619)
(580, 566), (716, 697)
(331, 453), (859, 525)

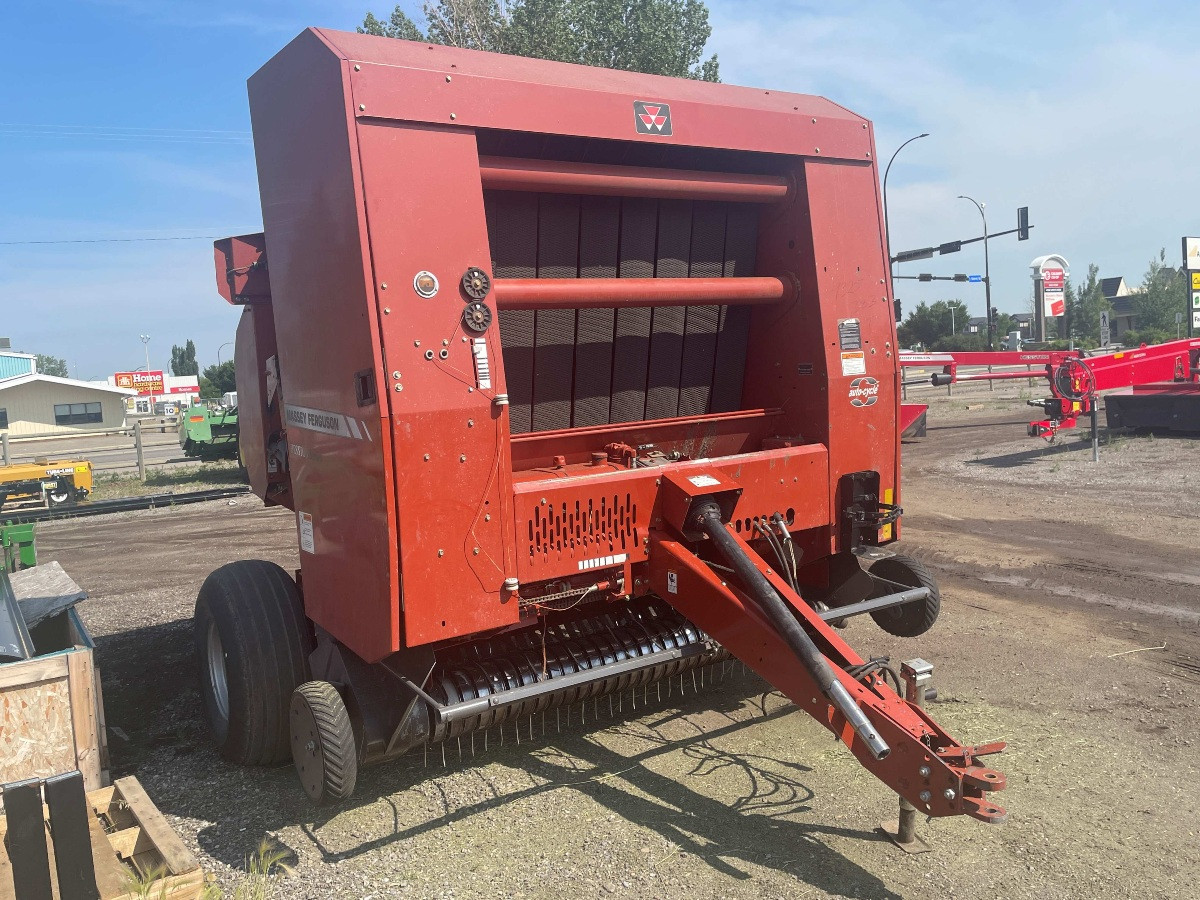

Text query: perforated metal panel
(488, 191), (760, 432)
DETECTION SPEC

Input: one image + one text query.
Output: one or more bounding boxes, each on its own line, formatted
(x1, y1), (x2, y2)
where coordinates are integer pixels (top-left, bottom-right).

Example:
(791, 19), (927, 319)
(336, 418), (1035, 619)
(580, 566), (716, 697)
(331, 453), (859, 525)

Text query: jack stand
(879, 658), (935, 853)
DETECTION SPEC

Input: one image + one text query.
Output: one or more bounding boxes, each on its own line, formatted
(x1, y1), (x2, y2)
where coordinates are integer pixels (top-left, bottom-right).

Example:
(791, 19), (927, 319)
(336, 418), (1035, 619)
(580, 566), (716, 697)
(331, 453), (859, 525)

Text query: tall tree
(1134, 248), (1185, 341)
(201, 361), (237, 397)
(361, 0), (720, 80)
(35, 354), (69, 378)
(170, 340), (200, 377)
(897, 299), (969, 349)
(1066, 263), (1110, 346)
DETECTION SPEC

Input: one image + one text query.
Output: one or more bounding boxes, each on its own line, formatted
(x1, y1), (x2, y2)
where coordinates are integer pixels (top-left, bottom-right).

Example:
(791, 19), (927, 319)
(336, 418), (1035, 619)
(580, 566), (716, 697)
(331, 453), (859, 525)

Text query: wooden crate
(0, 607), (109, 801)
(0, 775), (204, 900)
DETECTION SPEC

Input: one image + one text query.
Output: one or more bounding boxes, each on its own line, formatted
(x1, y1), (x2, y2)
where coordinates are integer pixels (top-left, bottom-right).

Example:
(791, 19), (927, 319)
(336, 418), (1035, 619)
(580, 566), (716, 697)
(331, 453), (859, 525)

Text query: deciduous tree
(361, 0), (720, 80)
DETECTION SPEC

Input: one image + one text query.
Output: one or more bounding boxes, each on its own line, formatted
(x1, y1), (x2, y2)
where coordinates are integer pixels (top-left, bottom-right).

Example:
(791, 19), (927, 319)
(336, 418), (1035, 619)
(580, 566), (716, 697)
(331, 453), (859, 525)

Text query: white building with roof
(0, 373), (136, 436)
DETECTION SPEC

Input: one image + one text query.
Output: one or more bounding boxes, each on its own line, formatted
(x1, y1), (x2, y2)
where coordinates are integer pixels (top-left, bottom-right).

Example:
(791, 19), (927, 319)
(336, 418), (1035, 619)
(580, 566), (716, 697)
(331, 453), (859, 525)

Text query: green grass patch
(90, 461), (243, 500)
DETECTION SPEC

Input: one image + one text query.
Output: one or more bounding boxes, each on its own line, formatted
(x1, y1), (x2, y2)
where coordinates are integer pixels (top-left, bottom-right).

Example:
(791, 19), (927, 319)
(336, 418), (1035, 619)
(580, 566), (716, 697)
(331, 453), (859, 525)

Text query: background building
(0, 367), (136, 436)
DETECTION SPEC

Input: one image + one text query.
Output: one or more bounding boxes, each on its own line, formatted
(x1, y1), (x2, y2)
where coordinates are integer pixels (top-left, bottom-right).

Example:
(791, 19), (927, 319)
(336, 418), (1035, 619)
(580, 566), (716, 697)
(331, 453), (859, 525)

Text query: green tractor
(179, 393), (240, 462)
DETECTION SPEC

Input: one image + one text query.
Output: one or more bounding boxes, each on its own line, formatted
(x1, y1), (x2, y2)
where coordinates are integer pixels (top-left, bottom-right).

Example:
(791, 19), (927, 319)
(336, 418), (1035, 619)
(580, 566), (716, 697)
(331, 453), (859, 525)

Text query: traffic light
(1017, 207), (1029, 241)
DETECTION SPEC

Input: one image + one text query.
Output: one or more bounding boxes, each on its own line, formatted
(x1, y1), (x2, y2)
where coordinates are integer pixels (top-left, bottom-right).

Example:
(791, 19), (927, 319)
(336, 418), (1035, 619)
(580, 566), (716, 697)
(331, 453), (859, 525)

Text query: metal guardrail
(2, 419), (184, 479)
(1, 418), (179, 445)
(3, 487), (252, 524)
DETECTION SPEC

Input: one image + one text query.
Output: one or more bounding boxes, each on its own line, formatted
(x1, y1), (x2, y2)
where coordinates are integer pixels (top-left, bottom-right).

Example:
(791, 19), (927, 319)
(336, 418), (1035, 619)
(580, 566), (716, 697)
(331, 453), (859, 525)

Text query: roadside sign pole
(1091, 406), (1099, 463)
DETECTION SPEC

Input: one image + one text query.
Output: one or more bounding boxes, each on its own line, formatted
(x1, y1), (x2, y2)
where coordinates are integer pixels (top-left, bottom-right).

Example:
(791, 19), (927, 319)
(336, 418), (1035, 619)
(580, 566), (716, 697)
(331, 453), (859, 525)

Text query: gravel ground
(33, 395), (1200, 899)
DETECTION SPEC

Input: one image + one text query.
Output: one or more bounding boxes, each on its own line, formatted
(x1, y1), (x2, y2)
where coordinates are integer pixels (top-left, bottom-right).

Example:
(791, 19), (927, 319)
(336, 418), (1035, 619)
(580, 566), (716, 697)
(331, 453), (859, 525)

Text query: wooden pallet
(0, 776), (204, 900)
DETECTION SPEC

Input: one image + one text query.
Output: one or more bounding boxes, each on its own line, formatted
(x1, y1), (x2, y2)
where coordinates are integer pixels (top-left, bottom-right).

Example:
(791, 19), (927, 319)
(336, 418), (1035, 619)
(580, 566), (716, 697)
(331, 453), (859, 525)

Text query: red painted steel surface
(493, 276), (786, 309)
(237, 28), (899, 658)
(511, 445), (829, 584)
(221, 28), (1019, 824)
(479, 156), (790, 203)
(318, 31), (874, 161)
(247, 30), (401, 661)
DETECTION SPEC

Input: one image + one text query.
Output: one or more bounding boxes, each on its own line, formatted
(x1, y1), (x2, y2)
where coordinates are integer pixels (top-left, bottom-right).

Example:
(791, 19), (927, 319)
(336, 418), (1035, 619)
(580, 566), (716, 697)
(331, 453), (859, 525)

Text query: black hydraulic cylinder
(692, 501), (890, 760)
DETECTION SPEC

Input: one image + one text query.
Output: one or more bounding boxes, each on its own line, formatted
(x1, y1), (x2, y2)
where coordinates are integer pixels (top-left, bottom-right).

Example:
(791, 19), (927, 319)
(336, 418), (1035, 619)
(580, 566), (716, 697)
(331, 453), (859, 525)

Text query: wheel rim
(206, 620), (230, 724)
(49, 490), (69, 504)
(290, 694), (326, 800)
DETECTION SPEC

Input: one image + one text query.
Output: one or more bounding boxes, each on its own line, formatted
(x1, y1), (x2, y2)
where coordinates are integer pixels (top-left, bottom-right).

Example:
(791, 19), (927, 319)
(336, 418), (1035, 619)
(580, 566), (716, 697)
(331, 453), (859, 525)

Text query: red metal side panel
(742, 161), (897, 550)
(512, 445), (829, 584)
(353, 122), (518, 647)
(247, 31), (400, 663)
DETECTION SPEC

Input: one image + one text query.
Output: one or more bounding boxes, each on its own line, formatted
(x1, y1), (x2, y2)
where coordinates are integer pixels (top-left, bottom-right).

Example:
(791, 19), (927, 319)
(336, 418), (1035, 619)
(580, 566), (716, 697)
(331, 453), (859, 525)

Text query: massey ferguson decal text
(849, 376), (880, 407)
(634, 101), (672, 135)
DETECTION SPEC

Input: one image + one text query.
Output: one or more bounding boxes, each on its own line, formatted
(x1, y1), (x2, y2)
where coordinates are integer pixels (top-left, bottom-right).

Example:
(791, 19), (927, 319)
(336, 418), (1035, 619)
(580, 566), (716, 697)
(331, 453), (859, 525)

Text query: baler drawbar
(195, 27), (1006, 832)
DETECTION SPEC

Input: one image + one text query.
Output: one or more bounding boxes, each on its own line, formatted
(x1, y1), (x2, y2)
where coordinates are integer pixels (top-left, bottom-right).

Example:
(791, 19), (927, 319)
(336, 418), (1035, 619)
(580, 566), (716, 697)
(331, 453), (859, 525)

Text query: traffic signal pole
(959, 196), (992, 350)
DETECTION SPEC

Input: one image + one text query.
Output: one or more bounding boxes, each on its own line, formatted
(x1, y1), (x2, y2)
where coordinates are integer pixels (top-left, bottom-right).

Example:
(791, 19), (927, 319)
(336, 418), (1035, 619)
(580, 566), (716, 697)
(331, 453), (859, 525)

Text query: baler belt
(611, 197), (657, 423)
(573, 195), (620, 426)
(487, 192), (538, 433)
(532, 193), (580, 432)
(645, 199), (691, 420)
(486, 190), (759, 433)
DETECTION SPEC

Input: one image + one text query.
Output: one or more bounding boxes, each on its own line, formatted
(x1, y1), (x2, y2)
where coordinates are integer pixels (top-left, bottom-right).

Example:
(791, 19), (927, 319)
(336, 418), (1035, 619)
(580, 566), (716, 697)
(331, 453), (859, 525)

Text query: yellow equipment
(0, 460), (93, 510)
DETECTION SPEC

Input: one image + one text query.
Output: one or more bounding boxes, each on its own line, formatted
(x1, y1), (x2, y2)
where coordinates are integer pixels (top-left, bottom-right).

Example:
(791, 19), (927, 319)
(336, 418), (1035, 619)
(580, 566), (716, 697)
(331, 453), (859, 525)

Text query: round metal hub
(290, 692), (326, 801)
(205, 619), (230, 726)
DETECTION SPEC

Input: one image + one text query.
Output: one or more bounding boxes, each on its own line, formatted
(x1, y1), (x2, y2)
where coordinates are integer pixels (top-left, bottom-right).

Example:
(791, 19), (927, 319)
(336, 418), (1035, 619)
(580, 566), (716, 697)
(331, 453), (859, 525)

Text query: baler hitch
(651, 472), (1006, 824)
(691, 500), (891, 760)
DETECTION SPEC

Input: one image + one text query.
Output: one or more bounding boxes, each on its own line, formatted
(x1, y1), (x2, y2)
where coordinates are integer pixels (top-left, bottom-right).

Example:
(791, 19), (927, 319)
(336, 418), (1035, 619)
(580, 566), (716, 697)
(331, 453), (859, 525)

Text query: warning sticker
(688, 474), (721, 488)
(298, 512), (315, 554)
(667, 571), (678, 594)
(840, 351), (867, 376)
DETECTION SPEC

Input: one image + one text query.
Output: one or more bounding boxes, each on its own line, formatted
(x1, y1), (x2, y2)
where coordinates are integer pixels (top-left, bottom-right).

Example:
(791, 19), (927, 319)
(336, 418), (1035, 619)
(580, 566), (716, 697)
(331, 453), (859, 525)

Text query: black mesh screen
(487, 191), (759, 433)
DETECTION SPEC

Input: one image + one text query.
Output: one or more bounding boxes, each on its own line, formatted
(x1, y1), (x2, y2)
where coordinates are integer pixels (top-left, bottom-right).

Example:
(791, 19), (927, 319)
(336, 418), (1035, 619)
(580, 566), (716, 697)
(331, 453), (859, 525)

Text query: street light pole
(139, 334), (154, 408)
(217, 341), (233, 367)
(883, 133), (930, 280)
(957, 196), (992, 350)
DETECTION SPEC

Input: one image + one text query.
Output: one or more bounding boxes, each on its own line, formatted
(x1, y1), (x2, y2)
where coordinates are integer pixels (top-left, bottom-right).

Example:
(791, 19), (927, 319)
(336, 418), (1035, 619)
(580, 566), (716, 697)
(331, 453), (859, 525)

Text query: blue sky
(1, 1), (1196, 375)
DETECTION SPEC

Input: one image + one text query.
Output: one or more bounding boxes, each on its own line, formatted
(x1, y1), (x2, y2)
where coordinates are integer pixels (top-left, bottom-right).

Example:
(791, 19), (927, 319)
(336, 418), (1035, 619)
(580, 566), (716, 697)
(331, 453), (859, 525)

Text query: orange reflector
(189, 415), (205, 422)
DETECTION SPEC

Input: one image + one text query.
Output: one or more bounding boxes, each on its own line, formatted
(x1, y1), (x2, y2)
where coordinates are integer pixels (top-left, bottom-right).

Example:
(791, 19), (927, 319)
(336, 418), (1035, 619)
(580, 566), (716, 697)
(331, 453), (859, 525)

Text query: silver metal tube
(817, 587), (929, 623)
(828, 680), (890, 760)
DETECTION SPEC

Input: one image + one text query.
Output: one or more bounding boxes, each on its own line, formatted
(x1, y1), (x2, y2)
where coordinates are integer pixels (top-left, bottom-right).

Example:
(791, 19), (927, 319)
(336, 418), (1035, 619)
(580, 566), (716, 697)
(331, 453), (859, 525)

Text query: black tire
(46, 478), (76, 509)
(290, 681), (358, 805)
(194, 560), (314, 765)
(868, 555), (941, 638)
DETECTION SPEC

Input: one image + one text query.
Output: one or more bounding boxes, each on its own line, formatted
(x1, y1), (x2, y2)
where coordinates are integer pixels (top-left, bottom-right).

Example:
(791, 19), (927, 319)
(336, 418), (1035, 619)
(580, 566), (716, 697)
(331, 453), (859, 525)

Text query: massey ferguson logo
(634, 101), (672, 135)
(849, 376), (880, 407)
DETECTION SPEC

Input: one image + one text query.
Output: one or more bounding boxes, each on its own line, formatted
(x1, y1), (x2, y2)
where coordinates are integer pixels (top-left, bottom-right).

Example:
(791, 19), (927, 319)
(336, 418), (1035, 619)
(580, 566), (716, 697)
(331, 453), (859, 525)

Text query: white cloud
(708, 1), (1200, 313)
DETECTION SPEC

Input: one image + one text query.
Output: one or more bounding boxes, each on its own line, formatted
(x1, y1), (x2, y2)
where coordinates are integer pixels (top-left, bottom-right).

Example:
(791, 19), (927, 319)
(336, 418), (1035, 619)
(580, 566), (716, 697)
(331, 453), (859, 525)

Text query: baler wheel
(194, 560), (314, 765)
(867, 555), (941, 638)
(290, 681), (358, 805)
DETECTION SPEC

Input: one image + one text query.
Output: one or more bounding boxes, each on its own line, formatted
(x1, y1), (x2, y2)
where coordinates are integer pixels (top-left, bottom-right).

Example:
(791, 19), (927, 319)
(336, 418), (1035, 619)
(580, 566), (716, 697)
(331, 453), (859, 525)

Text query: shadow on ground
(94, 619), (900, 899)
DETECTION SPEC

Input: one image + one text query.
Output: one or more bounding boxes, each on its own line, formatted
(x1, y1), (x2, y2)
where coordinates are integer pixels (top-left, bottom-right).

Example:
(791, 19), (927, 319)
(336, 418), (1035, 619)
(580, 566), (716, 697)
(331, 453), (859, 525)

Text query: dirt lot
(38, 382), (1200, 899)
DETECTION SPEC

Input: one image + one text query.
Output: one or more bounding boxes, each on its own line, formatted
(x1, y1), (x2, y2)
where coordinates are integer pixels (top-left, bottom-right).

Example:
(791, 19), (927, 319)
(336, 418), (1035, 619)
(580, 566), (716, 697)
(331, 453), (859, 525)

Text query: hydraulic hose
(692, 501), (890, 760)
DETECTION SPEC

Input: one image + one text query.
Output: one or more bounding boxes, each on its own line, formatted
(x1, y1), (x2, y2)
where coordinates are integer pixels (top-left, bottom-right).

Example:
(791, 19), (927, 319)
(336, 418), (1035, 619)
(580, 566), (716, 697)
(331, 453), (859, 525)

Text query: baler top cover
(228, 29), (899, 664)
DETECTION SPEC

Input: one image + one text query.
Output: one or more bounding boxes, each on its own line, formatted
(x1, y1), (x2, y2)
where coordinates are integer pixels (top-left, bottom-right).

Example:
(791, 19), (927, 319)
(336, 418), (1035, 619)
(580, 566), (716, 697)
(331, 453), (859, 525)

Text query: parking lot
(32, 382), (1199, 899)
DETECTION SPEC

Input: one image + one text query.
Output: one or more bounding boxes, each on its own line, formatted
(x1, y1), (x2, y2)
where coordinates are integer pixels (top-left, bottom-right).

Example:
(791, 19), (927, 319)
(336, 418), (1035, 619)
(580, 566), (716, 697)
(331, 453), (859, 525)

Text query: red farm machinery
(901, 340), (1200, 439)
(196, 28), (1006, 832)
